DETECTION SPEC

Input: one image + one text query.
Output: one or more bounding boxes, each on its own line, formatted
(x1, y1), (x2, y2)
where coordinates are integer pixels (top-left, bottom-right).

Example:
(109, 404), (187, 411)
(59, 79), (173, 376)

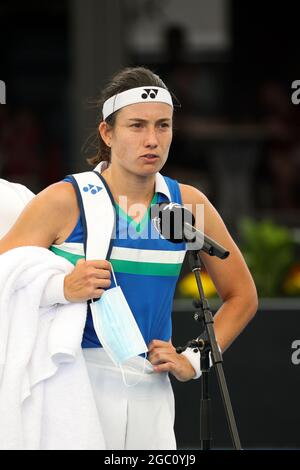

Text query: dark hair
(85, 66), (170, 166)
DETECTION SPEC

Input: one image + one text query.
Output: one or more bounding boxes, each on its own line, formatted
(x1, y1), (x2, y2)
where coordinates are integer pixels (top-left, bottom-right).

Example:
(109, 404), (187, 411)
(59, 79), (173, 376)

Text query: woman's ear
(99, 121), (112, 147)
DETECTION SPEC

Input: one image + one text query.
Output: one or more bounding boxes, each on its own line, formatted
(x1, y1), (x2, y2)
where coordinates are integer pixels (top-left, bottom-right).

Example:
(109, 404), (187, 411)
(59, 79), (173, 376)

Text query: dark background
(172, 302), (300, 449)
(1, 0), (300, 224)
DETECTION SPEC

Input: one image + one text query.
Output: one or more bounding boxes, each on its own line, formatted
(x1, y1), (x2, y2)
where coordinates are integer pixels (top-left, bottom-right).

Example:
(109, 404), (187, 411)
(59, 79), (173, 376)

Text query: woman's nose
(144, 127), (159, 148)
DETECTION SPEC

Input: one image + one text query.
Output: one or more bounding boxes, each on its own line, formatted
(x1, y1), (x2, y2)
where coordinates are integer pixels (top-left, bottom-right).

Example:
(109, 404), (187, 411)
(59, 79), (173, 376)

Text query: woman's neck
(102, 164), (156, 205)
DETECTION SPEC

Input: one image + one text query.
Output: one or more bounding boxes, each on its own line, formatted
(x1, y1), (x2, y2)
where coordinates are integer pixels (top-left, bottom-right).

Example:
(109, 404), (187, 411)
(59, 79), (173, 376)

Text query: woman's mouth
(140, 154), (159, 161)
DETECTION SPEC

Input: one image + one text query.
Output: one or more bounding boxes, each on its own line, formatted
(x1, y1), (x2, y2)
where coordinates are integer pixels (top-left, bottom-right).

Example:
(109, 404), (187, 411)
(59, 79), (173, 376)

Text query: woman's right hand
(64, 259), (112, 302)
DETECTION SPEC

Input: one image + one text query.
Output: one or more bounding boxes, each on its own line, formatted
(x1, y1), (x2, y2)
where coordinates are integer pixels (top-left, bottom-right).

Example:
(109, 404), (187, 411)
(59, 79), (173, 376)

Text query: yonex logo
(141, 88), (159, 100)
(83, 184), (102, 195)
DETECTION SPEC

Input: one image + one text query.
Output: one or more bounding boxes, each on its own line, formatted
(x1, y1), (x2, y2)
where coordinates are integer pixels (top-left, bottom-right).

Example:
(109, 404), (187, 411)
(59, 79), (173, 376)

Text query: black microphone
(151, 202), (230, 259)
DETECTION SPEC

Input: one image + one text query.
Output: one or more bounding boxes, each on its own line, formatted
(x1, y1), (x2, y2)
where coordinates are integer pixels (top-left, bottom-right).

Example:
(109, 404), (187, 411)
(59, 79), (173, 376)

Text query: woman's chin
(136, 158), (165, 175)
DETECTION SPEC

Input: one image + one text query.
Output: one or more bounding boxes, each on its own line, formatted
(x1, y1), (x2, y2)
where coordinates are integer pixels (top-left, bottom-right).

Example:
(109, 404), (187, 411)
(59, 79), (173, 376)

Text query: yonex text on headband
(102, 86), (173, 120)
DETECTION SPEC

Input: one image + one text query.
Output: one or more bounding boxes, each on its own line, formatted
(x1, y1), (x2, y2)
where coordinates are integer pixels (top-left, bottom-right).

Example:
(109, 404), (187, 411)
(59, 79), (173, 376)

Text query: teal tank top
(50, 174), (186, 348)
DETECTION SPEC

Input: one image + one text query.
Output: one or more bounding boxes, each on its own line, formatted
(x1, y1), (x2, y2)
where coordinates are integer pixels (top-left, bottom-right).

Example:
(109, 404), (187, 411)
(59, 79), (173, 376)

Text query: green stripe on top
(114, 193), (158, 233)
(50, 243), (184, 275)
(50, 245), (85, 266)
(110, 258), (182, 276)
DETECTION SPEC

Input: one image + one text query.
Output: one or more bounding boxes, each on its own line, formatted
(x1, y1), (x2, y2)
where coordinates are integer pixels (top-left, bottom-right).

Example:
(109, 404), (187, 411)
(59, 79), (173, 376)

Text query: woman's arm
(147, 183), (258, 381)
(0, 182), (111, 302)
(180, 183), (258, 352)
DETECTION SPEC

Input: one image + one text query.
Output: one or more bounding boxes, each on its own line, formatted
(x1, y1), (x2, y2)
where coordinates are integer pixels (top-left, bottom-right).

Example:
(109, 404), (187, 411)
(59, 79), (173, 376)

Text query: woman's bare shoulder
(36, 181), (78, 208)
(31, 181), (80, 244)
(179, 183), (208, 205)
(179, 182), (225, 237)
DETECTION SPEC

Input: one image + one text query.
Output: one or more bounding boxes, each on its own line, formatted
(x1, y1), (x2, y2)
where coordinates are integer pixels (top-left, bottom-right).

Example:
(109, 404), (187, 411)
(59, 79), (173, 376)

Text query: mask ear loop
(108, 262), (147, 386)
(109, 262), (118, 288)
(120, 354), (147, 388)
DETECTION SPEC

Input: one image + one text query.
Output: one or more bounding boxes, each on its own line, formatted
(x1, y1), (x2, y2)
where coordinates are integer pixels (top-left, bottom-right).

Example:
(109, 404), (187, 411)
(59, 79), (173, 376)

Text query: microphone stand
(176, 250), (242, 450)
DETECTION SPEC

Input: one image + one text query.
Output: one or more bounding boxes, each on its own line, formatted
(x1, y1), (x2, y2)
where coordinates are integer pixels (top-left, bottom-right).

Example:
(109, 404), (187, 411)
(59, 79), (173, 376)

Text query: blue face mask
(90, 266), (148, 374)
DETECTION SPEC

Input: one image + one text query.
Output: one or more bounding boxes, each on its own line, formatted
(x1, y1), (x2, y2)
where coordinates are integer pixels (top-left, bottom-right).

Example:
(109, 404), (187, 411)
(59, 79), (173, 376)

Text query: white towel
(0, 179), (35, 238)
(0, 246), (106, 450)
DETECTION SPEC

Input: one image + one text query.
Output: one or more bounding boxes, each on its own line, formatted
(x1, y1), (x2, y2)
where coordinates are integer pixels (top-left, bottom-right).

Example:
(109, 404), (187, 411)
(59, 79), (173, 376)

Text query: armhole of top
(177, 181), (183, 205)
(66, 175), (88, 258)
(164, 175), (183, 205)
(63, 176), (86, 256)
(93, 170), (116, 261)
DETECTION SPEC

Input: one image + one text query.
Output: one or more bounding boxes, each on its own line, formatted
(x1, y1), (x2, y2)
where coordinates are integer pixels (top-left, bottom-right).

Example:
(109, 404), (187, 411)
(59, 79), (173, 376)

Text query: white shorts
(83, 348), (176, 450)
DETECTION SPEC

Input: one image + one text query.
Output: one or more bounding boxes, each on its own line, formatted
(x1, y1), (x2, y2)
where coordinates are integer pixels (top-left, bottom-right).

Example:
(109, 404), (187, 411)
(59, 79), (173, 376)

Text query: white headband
(102, 86), (173, 120)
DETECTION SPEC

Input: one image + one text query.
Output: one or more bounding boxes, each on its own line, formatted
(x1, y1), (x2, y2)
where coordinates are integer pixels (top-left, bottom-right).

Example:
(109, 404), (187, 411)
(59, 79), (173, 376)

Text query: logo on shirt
(141, 88), (159, 100)
(83, 184), (102, 195)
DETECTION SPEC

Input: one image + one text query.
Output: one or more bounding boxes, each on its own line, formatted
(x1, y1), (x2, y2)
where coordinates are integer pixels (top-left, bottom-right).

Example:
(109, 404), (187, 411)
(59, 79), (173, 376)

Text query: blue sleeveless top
(50, 173), (186, 348)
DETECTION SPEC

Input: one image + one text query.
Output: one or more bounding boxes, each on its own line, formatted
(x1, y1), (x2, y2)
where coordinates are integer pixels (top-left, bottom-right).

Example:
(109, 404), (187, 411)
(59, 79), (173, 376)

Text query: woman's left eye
(130, 122), (170, 129)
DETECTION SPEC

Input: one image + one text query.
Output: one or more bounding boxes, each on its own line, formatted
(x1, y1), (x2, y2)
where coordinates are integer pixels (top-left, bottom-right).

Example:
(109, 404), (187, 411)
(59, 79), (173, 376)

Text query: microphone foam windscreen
(151, 203), (195, 243)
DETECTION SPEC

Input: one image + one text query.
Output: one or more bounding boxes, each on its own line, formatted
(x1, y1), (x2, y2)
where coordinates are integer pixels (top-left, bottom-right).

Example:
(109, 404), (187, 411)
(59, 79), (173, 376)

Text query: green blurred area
(177, 218), (300, 299)
(239, 218), (299, 297)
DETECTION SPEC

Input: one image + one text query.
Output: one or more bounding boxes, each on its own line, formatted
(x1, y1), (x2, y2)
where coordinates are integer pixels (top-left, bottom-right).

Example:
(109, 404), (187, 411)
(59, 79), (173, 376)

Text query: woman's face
(106, 102), (173, 177)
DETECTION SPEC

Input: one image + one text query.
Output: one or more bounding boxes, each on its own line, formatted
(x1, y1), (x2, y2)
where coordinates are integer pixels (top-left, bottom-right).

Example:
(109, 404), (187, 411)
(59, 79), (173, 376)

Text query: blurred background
(1, 0), (300, 450)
